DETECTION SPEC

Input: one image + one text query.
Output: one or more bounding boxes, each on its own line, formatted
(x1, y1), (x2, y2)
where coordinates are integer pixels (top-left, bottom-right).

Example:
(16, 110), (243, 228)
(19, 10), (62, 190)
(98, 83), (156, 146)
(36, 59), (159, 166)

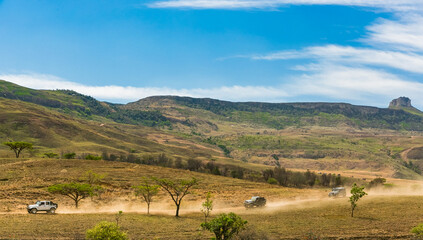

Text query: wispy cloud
(365, 14), (423, 52)
(0, 73), (287, 103)
(250, 45), (423, 74)
(147, 0), (423, 11)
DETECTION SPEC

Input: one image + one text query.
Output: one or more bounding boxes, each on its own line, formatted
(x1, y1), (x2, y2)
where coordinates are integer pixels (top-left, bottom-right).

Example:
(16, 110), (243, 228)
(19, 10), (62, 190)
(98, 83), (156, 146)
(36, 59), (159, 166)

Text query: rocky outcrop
(389, 97), (412, 108)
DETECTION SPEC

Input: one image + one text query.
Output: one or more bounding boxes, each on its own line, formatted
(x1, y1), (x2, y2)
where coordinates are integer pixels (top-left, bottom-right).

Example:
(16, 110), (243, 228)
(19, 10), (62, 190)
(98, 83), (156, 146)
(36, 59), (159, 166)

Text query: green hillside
(2, 80), (423, 180)
(0, 80), (171, 127)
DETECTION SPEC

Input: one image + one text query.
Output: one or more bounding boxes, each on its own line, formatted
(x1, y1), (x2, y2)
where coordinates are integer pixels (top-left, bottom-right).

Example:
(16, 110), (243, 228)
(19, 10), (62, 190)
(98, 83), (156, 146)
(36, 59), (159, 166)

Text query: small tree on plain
(133, 177), (160, 214)
(48, 182), (95, 208)
(153, 177), (198, 217)
(349, 183), (367, 217)
(3, 141), (33, 158)
(115, 211), (123, 227)
(86, 221), (128, 240)
(201, 212), (247, 240)
(201, 192), (214, 223)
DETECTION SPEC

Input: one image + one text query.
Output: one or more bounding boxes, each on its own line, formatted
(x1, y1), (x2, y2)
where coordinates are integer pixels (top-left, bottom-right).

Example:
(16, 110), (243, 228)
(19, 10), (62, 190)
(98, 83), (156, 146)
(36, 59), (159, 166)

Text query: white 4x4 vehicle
(27, 201), (58, 214)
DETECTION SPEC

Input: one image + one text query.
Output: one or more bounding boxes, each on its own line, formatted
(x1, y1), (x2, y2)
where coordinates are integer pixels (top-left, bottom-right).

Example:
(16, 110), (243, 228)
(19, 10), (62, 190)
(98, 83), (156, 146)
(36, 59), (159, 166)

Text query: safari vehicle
(27, 200), (58, 214)
(328, 187), (346, 198)
(244, 196), (266, 208)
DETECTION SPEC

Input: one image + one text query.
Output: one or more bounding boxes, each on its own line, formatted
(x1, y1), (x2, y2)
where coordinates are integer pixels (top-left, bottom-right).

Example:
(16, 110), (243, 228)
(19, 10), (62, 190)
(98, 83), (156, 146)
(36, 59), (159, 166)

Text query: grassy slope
(0, 97), (222, 161)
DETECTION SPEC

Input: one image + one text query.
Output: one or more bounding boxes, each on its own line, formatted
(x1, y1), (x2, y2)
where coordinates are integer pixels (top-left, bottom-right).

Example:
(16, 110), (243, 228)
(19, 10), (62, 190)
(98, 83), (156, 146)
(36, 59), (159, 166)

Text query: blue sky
(1, 1), (423, 108)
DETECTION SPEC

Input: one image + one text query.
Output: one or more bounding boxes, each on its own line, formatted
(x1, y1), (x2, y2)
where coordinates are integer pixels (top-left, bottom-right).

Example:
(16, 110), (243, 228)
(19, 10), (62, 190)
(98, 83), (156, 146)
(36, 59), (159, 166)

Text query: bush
(85, 154), (102, 160)
(267, 177), (278, 185)
(201, 212), (247, 240)
(411, 223), (423, 236)
(86, 221), (128, 240)
(368, 177), (386, 189)
(64, 152), (76, 159)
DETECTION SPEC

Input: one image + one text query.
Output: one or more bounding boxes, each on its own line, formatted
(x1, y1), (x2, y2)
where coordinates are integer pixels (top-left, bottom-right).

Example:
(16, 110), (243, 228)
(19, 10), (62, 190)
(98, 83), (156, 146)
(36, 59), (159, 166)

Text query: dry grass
(1, 196), (423, 239)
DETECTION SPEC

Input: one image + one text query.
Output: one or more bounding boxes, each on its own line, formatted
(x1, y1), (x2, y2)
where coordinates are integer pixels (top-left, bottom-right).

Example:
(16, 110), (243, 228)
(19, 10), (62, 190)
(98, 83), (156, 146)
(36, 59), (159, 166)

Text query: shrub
(368, 177), (386, 189)
(411, 223), (423, 236)
(64, 152), (76, 159)
(85, 154), (102, 160)
(267, 177), (278, 185)
(86, 221), (128, 240)
(201, 212), (247, 240)
(44, 152), (58, 158)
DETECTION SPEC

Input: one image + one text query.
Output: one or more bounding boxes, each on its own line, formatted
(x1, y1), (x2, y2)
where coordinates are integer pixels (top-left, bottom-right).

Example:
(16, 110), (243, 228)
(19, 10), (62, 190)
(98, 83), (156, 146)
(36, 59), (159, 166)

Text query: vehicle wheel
(30, 208), (37, 214)
(49, 208), (56, 214)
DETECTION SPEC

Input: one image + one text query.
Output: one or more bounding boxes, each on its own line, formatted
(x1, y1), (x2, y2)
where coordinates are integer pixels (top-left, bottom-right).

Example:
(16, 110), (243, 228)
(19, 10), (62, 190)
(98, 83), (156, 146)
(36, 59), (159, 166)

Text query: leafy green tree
(349, 183), (367, 217)
(3, 141), (33, 158)
(48, 182), (95, 208)
(153, 177), (198, 217)
(86, 221), (128, 240)
(201, 192), (214, 223)
(411, 223), (423, 236)
(44, 152), (58, 158)
(201, 212), (247, 240)
(133, 177), (160, 214)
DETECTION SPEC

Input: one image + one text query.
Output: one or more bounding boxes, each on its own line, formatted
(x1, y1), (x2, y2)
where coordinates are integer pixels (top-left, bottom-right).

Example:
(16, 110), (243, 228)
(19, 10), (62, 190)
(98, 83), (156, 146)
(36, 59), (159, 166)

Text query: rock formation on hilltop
(389, 97), (413, 109)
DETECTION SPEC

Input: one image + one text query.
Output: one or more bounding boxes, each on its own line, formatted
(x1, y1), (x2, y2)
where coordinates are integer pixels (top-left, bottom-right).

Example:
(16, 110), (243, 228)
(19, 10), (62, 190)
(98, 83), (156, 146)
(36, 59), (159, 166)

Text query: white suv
(27, 201), (58, 214)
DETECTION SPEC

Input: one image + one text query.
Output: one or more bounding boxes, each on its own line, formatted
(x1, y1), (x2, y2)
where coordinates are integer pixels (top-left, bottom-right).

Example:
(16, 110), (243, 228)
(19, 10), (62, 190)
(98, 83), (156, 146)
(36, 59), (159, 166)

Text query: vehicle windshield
(35, 201), (40, 205)
(251, 196), (258, 201)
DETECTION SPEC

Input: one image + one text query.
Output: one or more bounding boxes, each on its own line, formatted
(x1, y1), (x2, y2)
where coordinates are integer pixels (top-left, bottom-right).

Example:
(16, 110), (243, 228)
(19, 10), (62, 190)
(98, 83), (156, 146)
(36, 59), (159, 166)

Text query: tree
(133, 177), (160, 214)
(201, 192), (213, 223)
(3, 141), (33, 158)
(349, 183), (367, 217)
(201, 212), (247, 240)
(48, 182), (95, 208)
(86, 221), (128, 240)
(153, 177), (198, 217)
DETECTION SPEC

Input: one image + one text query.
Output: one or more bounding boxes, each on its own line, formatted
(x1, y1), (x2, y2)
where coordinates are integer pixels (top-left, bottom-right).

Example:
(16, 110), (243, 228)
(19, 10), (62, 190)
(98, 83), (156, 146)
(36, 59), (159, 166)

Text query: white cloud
(0, 73), (287, 102)
(366, 15), (423, 52)
(287, 65), (423, 102)
(250, 45), (423, 74)
(147, 0), (423, 11)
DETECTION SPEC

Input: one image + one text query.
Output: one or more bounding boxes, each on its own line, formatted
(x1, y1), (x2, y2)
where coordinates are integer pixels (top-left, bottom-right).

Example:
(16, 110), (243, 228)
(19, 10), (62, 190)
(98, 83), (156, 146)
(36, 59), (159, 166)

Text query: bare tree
(153, 177), (198, 217)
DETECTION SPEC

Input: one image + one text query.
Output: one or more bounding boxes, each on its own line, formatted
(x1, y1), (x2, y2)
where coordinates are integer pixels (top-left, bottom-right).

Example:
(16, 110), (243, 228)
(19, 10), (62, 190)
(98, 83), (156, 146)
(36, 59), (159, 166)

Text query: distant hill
(0, 80), (171, 127)
(127, 95), (423, 131)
